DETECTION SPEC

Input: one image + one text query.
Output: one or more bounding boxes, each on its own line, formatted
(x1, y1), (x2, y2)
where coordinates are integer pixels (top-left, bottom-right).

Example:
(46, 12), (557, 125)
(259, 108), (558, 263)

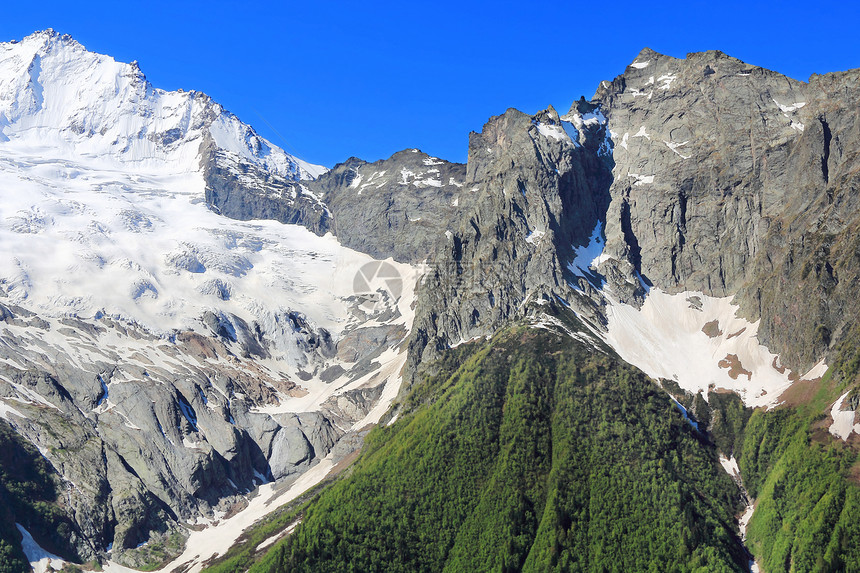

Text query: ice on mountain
(0, 30), (325, 179)
(632, 125), (651, 140)
(772, 99), (807, 114)
(0, 400), (28, 421)
(129, 279), (158, 300)
(525, 229), (546, 245)
(118, 209), (154, 232)
(348, 173), (363, 189)
(657, 73), (677, 90)
(664, 140), (690, 159)
(829, 392), (859, 440)
(198, 278), (232, 300)
(629, 173), (654, 186)
(719, 455), (740, 477)
(165, 248), (206, 273)
(7, 207), (51, 234)
(535, 122), (567, 142)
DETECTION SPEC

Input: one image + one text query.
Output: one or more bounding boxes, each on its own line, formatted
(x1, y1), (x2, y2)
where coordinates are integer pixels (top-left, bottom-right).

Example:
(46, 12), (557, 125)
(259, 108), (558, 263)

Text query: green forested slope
(257, 326), (748, 572)
(740, 408), (860, 572)
(0, 421), (82, 573)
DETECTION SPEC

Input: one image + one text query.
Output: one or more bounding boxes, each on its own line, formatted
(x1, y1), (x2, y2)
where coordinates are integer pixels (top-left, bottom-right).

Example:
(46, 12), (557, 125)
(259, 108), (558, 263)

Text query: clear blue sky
(2, 1), (858, 167)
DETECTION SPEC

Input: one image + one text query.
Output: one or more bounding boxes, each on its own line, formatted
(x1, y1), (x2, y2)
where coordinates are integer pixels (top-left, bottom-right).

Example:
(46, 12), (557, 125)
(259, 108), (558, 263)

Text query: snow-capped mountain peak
(0, 31), (412, 565)
(0, 29), (324, 179)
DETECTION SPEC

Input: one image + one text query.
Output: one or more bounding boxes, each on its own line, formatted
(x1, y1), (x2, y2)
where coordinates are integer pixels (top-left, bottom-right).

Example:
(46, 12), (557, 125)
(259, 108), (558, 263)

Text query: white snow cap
(0, 30), (325, 179)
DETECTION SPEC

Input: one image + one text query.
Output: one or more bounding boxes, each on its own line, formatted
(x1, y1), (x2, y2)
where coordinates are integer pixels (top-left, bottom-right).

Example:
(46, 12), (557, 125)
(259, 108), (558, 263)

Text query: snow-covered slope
(599, 288), (827, 408)
(0, 143), (409, 371)
(0, 30), (416, 567)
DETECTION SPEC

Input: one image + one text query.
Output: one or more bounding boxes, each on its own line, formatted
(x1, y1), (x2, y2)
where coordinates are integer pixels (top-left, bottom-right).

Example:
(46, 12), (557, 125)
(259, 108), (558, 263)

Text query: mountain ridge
(0, 30), (858, 572)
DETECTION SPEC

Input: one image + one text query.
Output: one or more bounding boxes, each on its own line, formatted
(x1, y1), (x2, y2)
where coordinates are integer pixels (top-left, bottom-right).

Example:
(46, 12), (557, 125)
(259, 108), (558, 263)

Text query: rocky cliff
(305, 150), (468, 263)
(593, 48), (860, 371)
(404, 47), (860, 389)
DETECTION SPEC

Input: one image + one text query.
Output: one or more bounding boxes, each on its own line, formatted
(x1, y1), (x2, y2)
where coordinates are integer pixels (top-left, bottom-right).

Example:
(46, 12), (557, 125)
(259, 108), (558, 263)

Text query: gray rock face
(405, 47), (860, 385)
(208, 146), (470, 265)
(407, 105), (613, 373)
(593, 48), (804, 294)
(201, 135), (332, 233)
(592, 48), (860, 370)
(268, 415), (338, 480)
(306, 150), (469, 263)
(0, 298), (405, 564)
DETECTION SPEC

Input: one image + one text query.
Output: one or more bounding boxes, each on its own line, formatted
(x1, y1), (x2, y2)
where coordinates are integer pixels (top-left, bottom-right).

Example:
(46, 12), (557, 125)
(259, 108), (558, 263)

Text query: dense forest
(246, 326), (753, 572)
(204, 317), (860, 573)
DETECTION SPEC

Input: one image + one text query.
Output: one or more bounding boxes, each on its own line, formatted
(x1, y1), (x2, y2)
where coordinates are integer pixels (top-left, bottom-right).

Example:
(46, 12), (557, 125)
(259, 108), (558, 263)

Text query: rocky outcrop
(208, 145), (471, 265)
(201, 135), (332, 234)
(592, 48), (860, 371)
(0, 298), (408, 565)
(407, 104), (614, 373)
(594, 48), (806, 296)
(404, 48), (860, 386)
(306, 150), (469, 263)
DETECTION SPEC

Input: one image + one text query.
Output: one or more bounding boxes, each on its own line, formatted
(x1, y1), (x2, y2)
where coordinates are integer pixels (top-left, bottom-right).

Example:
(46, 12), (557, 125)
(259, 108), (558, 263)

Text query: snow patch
(525, 229), (546, 245)
(630, 60), (650, 69)
(0, 399), (28, 420)
(829, 392), (859, 441)
(719, 455), (741, 477)
(16, 524), (65, 573)
(664, 140), (691, 159)
(567, 221), (605, 281)
(628, 173), (654, 186)
(739, 504), (755, 541)
(803, 359), (828, 380)
(535, 122), (567, 142)
(632, 125), (651, 140)
(595, 289), (824, 408)
(772, 99), (807, 113)
(657, 73), (677, 90)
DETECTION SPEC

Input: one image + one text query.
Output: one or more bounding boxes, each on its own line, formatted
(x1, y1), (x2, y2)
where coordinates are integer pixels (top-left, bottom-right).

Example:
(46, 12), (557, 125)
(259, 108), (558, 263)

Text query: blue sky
(2, 1), (859, 167)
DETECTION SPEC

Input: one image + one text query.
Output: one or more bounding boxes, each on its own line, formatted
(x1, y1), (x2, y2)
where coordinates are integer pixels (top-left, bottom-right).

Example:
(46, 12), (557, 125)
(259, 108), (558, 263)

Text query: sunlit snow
(16, 524), (65, 573)
(829, 391), (860, 440)
(596, 289), (827, 408)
